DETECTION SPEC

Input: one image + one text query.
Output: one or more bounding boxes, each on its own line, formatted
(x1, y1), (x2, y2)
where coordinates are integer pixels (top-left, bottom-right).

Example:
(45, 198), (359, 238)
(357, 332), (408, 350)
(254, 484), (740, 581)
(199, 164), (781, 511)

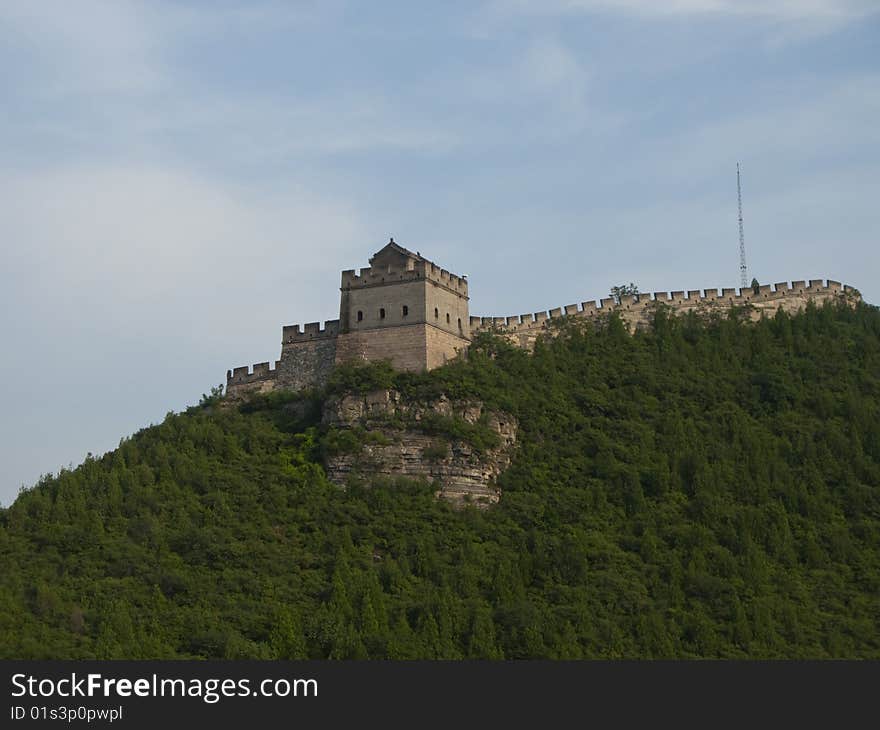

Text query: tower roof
(369, 237), (422, 264)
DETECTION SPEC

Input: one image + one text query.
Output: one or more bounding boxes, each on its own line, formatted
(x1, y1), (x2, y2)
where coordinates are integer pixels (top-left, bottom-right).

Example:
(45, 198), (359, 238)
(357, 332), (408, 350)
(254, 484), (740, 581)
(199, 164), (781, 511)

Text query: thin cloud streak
(493, 0), (879, 22)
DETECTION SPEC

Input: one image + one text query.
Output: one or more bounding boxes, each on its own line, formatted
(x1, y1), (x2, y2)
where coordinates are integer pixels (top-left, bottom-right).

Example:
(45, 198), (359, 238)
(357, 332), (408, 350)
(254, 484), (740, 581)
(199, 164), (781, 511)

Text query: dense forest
(1, 301), (878, 659)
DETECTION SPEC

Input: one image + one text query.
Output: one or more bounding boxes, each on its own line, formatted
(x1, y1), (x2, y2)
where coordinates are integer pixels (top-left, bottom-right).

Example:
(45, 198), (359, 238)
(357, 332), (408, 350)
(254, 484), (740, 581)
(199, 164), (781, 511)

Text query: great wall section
(469, 278), (859, 349)
(226, 259), (859, 401)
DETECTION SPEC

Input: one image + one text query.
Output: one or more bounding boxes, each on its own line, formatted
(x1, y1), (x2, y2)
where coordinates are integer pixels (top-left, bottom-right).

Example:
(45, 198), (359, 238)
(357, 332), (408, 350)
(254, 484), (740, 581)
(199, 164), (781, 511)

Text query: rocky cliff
(322, 389), (517, 507)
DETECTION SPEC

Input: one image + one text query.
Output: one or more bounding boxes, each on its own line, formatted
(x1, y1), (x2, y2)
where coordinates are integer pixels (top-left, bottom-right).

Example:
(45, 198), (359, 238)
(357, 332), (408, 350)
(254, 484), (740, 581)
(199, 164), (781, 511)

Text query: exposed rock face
(322, 389), (517, 507)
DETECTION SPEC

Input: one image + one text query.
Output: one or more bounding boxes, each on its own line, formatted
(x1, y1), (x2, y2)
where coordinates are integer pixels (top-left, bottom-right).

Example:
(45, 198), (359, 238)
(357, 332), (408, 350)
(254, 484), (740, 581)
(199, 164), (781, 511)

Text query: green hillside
(1, 302), (879, 659)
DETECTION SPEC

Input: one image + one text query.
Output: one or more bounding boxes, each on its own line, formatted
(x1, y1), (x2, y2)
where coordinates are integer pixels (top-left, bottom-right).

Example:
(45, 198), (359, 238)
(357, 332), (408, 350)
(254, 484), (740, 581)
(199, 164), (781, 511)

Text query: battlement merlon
(226, 360), (279, 386)
(282, 319), (340, 343)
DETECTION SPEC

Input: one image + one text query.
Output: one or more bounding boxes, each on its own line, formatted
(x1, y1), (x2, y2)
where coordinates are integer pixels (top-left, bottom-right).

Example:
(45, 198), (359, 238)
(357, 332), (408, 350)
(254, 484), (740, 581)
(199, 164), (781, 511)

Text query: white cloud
(0, 166), (365, 339)
(0, 0), (162, 96)
(521, 37), (586, 89)
(494, 0), (879, 21)
(148, 93), (463, 159)
(520, 37), (593, 134)
(0, 1), (460, 162)
(649, 74), (880, 184)
(462, 36), (604, 140)
(0, 0), (339, 98)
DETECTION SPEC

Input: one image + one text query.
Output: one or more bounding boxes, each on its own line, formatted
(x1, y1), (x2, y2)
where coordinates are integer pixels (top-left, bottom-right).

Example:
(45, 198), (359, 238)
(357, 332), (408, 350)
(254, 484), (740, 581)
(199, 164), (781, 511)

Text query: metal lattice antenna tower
(737, 162), (748, 288)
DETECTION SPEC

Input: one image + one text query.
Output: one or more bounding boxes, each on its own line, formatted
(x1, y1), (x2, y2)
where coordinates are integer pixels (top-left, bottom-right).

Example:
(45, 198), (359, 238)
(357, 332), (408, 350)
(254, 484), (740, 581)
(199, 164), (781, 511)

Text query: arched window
(457, 318), (462, 331)
(380, 308), (386, 319)
(446, 313), (450, 324)
(402, 305), (409, 317)
(434, 307), (439, 319)
(357, 310), (363, 322)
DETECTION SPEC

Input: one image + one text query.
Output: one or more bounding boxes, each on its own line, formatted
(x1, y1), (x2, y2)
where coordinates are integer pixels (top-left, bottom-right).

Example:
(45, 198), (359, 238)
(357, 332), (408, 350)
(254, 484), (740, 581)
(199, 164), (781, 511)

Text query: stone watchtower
(335, 240), (470, 371)
(226, 240), (471, 399)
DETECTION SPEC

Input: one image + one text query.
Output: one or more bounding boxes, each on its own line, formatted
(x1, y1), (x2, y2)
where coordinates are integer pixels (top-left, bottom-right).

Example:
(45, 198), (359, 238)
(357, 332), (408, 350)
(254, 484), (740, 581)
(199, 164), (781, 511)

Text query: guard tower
(336, 239), (471, 371)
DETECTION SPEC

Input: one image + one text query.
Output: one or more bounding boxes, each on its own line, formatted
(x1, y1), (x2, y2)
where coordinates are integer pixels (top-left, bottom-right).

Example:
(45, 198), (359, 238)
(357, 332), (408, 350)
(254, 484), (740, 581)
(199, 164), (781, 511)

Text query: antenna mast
(737, 162), (748, 288)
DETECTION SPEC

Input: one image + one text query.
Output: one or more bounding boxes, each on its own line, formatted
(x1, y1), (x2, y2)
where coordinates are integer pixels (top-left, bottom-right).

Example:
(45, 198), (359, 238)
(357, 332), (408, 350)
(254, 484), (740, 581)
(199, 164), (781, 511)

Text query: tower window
(380, 308), (386, 319)
(434, 307), (439, 319)
(357, 310), (363, 322)
(446, 313), (450, 324)
(458, 318), (462, 331)
(402, 305), (409, 317)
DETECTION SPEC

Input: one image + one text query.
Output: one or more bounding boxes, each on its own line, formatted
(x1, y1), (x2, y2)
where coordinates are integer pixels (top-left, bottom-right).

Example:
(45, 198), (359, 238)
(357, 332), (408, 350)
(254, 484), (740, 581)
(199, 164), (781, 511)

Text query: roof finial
(389, 236), (395, 244)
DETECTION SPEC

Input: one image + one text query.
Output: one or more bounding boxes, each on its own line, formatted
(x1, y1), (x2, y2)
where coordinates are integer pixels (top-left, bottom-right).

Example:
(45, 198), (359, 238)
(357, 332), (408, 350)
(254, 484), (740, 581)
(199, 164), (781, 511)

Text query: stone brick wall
(334, 323), (471, 372)
(226, 361), (278, 400)
(335, 323), (429, 372)
(471, 279), (860, 349)
(425, 278), (470, 340)
(342, 278), (427, 334)
(225, 373), (278, 400)
(276, 337), (337, 391)
(425, 325), (470, 370)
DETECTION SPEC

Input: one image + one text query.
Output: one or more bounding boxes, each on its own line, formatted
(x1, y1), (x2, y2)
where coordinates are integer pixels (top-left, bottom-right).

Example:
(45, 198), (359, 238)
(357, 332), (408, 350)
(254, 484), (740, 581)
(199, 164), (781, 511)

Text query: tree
(610, 283), (639, 304)
(270, 607), (308, 659)
(751, 278), (760, 294)
(199, 385), (225, 407)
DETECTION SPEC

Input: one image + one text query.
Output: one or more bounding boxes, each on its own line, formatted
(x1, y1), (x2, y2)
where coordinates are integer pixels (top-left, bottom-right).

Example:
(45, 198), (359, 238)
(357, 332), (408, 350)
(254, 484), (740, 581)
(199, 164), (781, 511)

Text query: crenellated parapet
(341, 266), (423, 289)
(227, 361), (278, 383)
(471, 279), (859, 344)
(341, 261), (468, 297)
(282, 319), (340, 343)
(341, 241), (469, 299)
(225, 360), (280, 400)
(423, 261), (469, 296)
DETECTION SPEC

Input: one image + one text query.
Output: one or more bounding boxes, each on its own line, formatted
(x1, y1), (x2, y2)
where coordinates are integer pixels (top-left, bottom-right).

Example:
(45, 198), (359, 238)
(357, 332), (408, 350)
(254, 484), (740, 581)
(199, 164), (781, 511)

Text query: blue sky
(1, 0), (878, 505)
